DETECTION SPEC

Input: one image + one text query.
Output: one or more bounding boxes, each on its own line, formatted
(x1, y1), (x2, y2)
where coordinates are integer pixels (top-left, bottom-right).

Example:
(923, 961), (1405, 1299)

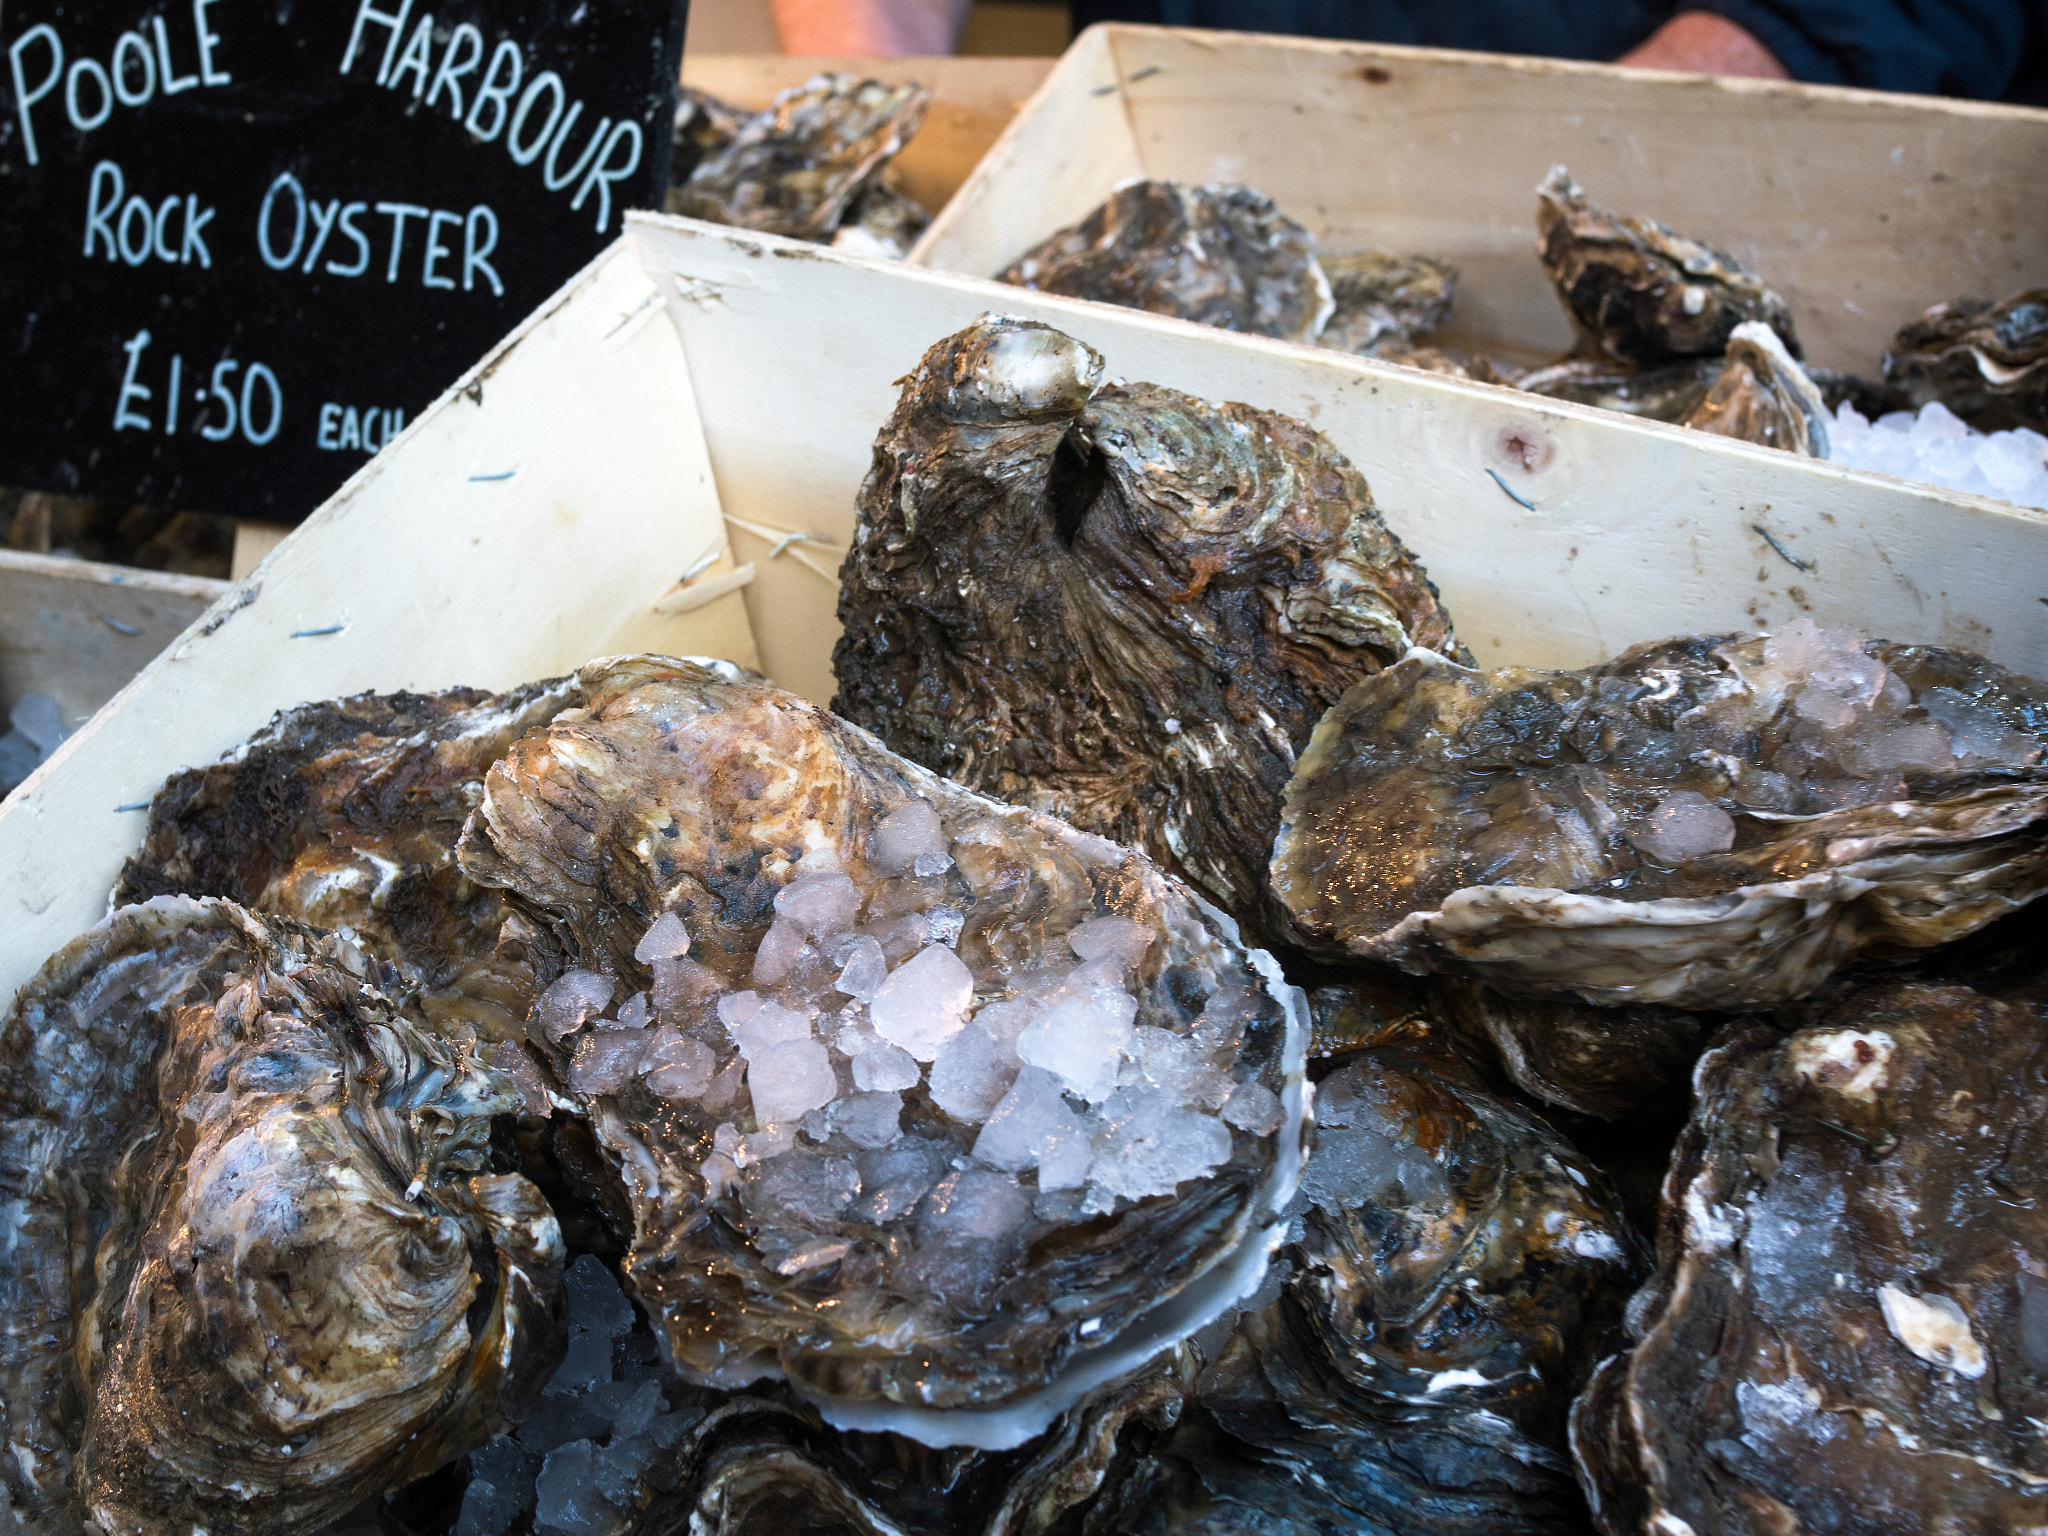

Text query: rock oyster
(997, 181), (1334, 344)
(667, 74), (931, 245)
(114, 679), (581, 1044)
(0, 898), (563, 1534)
(1679, 320), (1830, 456)
(455, 655), (1309, 1449)
(1574, 980), (2048, 1535)
(1271, 619), (2048, 1008)
(831, 315), (1459, 924)
(1536, 166), (1799, 366)
(1316, 249), (1458, 357)
(1883, 287), (2048, 433)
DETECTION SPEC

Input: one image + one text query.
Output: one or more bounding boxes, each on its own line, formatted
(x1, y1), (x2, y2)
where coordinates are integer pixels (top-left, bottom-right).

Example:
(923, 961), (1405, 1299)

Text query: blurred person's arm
(1616, 12), (1788, 77)
(770, 0), (974, 54)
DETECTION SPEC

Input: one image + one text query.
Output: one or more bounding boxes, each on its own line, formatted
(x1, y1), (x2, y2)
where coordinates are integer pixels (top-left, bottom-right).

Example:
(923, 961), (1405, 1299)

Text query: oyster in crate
(1271, 619), (2048, 1008)
(1575, 980), (2048, 1535)
(1883, 287), (2048, 433)
(114, 679), (581, 1044)
(1314, 249), (1458, 356)
(1536, 166), (1799, 366)
(455, 655), (1309, 1449)
(1515, 353), (1723, 421)
(668, 74), (931, 244)
(832, 315), (1459, 926)
(0, 898), (563, 1535)
(1679, 320), (1831, 455)
(997, 181), (1334, 344)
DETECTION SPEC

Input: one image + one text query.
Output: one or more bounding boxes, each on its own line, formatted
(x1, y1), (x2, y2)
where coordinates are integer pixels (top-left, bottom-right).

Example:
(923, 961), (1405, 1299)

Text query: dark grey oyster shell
(1883, 288), (2048, 433)
(667, 74), (931, 243)
(454, 654), (1309, 1449)
(833, 180), (931, 260)
(1574, 980), (2048, 1535)
(831, 314), (1460, 925)
(1679, 321), (1830, 456)
(996, 181), (1334, 345)
(1386, 345), (1526, 388)
(1516, 354), (1723, 421)
(671, 84), (751, 174)
(1316, 250), (1457, 356)
(114, 679), (581, 1045)
(1271, 622), (2048, 1008)
(0, 897), (563, 1535)
(1536, 166), (1799, 366)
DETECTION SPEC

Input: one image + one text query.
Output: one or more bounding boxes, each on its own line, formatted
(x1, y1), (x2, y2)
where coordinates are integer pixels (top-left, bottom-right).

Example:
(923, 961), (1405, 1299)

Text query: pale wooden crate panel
(0, 553), (227, 731)
(912, 25), (2048, 375)
(629, 212), (2047, 709)
(682, 56), (1055, 220)
(0, 244), (757, 1009)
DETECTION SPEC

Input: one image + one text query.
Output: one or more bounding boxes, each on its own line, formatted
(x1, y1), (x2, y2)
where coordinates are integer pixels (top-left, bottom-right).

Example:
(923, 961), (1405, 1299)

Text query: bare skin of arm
(769, 0), (973, 55)
(1615, 10), (1791, 77)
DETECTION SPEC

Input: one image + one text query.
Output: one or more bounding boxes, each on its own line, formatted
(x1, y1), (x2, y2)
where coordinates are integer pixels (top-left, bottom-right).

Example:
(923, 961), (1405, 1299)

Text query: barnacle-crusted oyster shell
(1271, 620), (2048, 1008)
(831, 315), (1459, 924)
(114, 679), (581, 1044)
(668, 74), (931, 243)
(1516, 354), (1723, 421)
(1068, 1045), (1640, 1533)
(1883, 287), (2048, 433)
(0, 897), (563, 1535)
(1315, 250), (1457, 356)
(1679, 320), (1830, 455)
(455, 655), (1309, 1450)
(1574, 980), (2048, 1535)
(1536, 166), (1799, 366)
(997, 181), (1335, 344)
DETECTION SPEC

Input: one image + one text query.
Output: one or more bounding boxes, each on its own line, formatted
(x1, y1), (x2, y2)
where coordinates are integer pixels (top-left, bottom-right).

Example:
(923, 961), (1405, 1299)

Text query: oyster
(1516, 354), (1722, 421)
(1678, 321), (1830, 455)
(667, 74), (931, 244)
(455, 654), (1309, 1449)
(1536, 166), (1799, 366)
(0, 897), (563, 1534)
(1386, 345), (1525, 387)
(672, 85), (752, 174)
(996, 181), (1334, 345)
(831, 315), (1459, 922)
(833, 180), (932, 261)
(1883, 287), (2048, 433)
(1574, 979), (2048, 1535)
(114, 679), (580, 1043)
(1315, 250), (1457, 356)
(1270, 619), (2048, 1008)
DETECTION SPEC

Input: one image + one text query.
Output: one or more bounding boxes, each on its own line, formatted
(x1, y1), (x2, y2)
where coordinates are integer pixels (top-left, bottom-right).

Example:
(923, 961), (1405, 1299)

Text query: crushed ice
(1827, 399), (2048, 511)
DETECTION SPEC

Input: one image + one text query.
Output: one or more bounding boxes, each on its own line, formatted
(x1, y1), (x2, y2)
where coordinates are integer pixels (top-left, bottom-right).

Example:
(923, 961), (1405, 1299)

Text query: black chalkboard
(1, 0), (688, 522)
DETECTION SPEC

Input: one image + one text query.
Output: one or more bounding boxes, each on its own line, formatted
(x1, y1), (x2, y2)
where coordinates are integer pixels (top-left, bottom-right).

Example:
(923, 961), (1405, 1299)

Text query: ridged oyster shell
(114, 679), (581, 1044)
(1574, 980), (2048, 1535)
(1270, 622), (2048, 1008)
(1883, 287), (2048, 433)
(1679, 320), (1830, 456)
(454, 655), (1309, 1449)
(997, 181), (1334, 344)
(1536, 166), (1799, 366)
(1315, 249), (1458, 356)
(0, 897), (563, 1535)
(831, 314), (1459, 926)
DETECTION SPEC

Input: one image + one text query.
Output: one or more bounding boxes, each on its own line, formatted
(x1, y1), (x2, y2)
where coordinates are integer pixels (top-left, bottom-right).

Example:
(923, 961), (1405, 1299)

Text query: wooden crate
(911, 25), (2048, 376)
(5, 215), (2044, 1005)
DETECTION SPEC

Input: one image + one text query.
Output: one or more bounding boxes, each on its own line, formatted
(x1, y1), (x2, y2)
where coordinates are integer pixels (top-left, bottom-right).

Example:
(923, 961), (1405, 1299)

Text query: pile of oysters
(5, 315), (2045, 1536)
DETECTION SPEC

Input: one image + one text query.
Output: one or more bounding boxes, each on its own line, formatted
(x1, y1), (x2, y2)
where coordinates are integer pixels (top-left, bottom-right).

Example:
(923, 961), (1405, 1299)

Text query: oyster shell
(1315, 250), (1457, 356)
(1386, 344), (1526, 387)
(0, 897), (563, 1534)
(997, 181), (1335, 345)
(668, 74), (931, 243)
(1678, 321), (1830, 455)
(832, 180), (932, 261)
(1883, 288), (2048, 433)
(831, 315), (1459, 923)
(1574, 979), (2048, 1535)
(1270, 620), (2048, 1008)
(1516, 354), (1723, 421)
(114, 679), (581, 1044)
(1536, 166), (1799, 366)
(454, 654), (1309, 1449)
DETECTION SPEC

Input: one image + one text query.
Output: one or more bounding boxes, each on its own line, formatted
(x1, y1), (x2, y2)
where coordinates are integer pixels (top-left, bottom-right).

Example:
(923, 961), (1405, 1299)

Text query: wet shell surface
(1883, 287), (2048, 433)
(997, 181), (1335, 344)
(454, 655), (1310, 1450)
(831, 314), (1458, 929)
(1678, 320), (1831, 456)
(0, 897), (563, 1535)
(1314, 249), (1458, 357)
(1574, 979), (2048, 1535)
(1271, 622), (2048, 1008)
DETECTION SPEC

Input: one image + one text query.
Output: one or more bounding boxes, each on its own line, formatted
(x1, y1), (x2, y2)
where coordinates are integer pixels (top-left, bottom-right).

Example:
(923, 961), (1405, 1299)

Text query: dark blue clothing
(1069, 0), (2048, 104)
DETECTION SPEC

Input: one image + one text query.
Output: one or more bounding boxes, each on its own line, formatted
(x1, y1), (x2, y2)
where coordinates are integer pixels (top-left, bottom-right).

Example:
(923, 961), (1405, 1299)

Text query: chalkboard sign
(1, 0), (688, 521)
